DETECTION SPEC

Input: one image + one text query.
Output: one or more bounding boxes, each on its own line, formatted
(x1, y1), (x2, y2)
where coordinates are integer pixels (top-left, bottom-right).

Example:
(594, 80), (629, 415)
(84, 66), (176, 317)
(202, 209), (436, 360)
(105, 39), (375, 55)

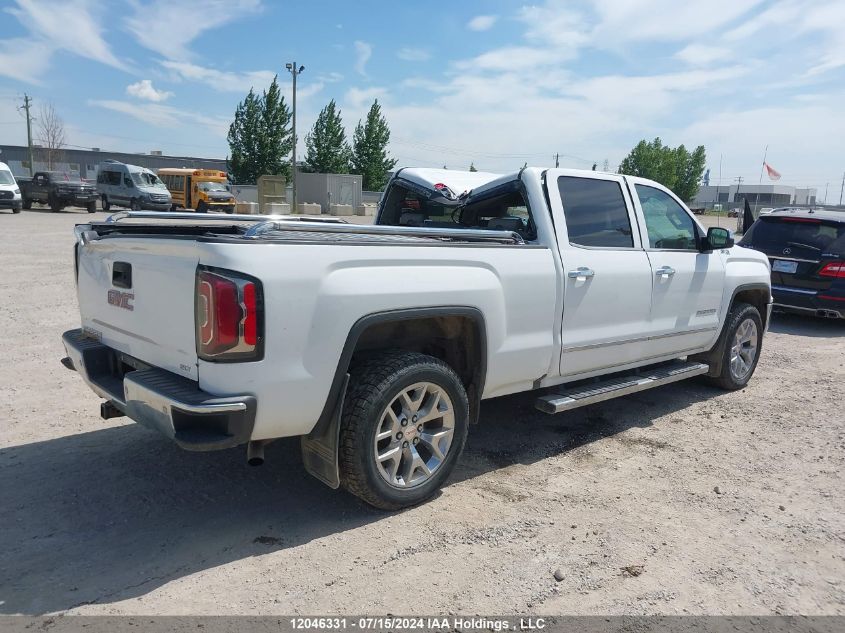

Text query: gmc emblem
(107, 289), (134, 311)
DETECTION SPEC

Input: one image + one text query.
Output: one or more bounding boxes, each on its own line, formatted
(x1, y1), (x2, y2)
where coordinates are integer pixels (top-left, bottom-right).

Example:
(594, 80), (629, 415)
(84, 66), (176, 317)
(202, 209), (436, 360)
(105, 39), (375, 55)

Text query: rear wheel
(708, 302), (763, 390)
(101, 195), (110, 212)
(339, 350), (469, 510)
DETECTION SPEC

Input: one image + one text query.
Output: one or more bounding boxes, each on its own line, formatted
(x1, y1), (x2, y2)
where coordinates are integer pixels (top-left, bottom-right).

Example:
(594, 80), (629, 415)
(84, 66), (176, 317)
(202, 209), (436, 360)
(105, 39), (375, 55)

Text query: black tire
(86, 200), (97, 214)
(708, 302), (763, 391)
(339, 350), (469, 510)
(130, 198), (141, 211)
(196, 200), (207, 213)
(22, 198), (32, 210)
(12, 207), (21, 214)
(170, 204), (177, 212)
(101, 195), (110, 212)
(49, 194), (62, 213)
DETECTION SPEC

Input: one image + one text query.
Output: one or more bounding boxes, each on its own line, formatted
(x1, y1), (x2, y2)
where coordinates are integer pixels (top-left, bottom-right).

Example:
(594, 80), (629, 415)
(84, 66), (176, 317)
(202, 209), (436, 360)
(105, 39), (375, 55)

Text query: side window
(124, 175), (133, 188)
(106, 171), (121, 186)
(635, 185), (698, 250)
(558, 176), (633, 248)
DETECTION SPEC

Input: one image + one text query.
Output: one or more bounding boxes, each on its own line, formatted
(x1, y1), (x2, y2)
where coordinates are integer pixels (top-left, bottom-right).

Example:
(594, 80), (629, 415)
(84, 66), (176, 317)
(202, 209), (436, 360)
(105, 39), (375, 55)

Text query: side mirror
(703, 227), (734, 251)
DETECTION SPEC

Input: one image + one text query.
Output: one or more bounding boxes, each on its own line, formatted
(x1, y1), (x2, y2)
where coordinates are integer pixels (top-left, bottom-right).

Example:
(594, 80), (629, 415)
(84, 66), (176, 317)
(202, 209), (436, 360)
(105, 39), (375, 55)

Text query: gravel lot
(1, 208), (843, 616)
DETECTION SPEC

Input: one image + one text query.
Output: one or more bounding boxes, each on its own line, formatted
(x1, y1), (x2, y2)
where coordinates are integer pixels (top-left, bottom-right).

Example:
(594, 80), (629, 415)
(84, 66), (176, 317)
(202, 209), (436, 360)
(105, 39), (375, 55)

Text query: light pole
(286, 62), (304, 212)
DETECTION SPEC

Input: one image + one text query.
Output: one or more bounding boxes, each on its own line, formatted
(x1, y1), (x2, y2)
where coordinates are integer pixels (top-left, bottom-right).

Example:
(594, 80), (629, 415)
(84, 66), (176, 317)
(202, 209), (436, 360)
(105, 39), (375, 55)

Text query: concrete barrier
(296, 202), (322, 215)
(329, 204), (355, 216)
(236, 201), (259, 215)
(356, 203), (377, 216)
(265, 202), (291, 215)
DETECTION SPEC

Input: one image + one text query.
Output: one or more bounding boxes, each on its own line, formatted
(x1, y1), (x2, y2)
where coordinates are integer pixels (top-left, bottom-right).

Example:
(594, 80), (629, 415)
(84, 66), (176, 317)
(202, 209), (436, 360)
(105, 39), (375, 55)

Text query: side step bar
(535, 361), (709, 414)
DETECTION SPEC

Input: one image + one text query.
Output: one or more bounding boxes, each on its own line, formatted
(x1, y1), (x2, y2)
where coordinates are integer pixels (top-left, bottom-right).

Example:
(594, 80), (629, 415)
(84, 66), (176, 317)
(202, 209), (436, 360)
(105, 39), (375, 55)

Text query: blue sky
(1, 0), (844, 198)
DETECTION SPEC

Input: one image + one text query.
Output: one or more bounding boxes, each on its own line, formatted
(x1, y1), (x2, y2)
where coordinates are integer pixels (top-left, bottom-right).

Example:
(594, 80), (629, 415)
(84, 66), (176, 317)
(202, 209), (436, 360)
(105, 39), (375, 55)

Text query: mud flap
(300, 374), (348, 489)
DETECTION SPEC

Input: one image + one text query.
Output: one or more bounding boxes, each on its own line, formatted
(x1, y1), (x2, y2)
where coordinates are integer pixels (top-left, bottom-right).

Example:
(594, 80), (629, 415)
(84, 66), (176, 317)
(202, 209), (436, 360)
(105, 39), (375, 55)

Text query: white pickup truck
(62, 167), (772, 509)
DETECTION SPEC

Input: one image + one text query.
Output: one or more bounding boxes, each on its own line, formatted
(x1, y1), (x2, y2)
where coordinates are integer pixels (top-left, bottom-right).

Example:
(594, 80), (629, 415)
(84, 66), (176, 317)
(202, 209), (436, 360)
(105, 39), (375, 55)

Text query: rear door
(545, 170), (655, 377)
(629, 180), (725, 355)
(76, 237), (200, 380)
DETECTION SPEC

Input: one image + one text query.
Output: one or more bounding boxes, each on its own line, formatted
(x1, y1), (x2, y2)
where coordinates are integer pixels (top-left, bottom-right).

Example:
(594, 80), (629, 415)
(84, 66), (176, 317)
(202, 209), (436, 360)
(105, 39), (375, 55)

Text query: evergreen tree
(469, 162), (478, 172)
(350, 99), (397, 190)
(227, 76), (293, 184)
(304, 99), (351, 173)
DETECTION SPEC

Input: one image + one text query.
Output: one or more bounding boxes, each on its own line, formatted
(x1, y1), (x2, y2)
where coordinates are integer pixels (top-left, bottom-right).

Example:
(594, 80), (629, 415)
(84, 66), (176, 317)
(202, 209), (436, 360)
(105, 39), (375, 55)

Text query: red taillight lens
(819, 262), (845, 278)
(196, 269), (262, 361)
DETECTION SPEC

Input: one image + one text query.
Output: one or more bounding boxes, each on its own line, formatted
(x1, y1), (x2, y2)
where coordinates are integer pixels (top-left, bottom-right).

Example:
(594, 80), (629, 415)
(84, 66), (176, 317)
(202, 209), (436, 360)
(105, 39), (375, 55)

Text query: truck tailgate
(76, 237), (200, 380)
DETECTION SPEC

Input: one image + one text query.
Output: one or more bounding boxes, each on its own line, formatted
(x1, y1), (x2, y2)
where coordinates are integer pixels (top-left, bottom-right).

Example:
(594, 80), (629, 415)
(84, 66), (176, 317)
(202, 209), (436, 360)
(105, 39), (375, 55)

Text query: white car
(62, 167), (772, 509)
(0, 161), (22, 213)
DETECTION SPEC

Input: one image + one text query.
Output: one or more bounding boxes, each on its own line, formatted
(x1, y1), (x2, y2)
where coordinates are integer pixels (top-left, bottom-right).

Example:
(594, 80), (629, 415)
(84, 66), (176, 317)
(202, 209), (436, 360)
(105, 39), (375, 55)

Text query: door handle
(655, 266), (676, 277)
(568, 267), (595, 279)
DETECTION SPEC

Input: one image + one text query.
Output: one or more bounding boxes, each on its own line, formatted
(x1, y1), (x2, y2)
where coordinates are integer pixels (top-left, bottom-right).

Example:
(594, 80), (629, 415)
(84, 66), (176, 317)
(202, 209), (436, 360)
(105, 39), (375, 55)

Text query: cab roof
(768, 208), (845, 223)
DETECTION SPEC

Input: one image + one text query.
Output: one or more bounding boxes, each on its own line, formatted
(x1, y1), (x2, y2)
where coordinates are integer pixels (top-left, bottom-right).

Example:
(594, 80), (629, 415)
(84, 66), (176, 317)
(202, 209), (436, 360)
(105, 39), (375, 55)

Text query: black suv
(739, 209), (845, 319)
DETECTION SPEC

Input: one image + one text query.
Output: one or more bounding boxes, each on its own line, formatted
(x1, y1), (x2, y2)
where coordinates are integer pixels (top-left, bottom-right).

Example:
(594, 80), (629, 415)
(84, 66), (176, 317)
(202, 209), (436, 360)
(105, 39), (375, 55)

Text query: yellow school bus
(157, 168), (236, 213)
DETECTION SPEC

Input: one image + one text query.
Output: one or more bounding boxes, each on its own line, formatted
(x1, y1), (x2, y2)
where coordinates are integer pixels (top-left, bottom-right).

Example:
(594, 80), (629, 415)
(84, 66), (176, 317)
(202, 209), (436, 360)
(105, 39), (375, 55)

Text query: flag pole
(755, 145), (768, 214)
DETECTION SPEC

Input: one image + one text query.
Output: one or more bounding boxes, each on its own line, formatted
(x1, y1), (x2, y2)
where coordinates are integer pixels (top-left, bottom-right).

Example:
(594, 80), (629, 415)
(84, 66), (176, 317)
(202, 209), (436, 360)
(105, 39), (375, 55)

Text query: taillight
(196, 268), (263, 361)
(819, 262), (845, 278)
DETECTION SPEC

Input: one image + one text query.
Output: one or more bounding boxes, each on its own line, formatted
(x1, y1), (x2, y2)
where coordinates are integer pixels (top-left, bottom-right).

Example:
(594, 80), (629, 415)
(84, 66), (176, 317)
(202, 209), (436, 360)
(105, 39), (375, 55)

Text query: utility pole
(839, 171), (844, 206)
(734, 176), (743, 206)
(824, 182), (829, 205)
(285, 62), (305, 212)
(18, 94), (35, 176)
(554, 153), (559, 168)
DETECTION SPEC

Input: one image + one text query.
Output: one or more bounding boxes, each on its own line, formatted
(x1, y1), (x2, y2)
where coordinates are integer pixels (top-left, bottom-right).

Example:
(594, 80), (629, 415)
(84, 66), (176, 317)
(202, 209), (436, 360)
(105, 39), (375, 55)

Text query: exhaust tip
(247, 441), (265, 467)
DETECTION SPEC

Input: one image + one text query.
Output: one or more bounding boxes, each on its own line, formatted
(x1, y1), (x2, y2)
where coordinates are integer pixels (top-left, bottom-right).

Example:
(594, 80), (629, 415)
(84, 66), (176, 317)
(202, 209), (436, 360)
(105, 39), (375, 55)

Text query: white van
(96, 161), (172, 211)
(0, 161), (22, 214)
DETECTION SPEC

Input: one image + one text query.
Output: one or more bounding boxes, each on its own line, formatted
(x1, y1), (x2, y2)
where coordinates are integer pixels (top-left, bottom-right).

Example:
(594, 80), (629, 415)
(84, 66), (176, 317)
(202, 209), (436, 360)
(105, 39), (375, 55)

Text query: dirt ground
(1, 208), (843, 616)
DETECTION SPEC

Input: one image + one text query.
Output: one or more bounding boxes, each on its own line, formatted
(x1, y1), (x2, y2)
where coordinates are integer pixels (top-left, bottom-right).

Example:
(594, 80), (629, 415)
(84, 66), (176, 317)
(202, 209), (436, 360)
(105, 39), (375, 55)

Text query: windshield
(198, 181), (229, 192)
(0, 170), (14, 185)
(740, 217), (845, 255)
(131, 171), (167, 189)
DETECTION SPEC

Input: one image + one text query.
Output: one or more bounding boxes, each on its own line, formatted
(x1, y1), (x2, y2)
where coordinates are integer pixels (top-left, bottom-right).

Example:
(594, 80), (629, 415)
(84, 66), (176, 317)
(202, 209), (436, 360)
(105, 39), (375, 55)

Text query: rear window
(740, 217), (845, 255)
(558, 176), (633, 248)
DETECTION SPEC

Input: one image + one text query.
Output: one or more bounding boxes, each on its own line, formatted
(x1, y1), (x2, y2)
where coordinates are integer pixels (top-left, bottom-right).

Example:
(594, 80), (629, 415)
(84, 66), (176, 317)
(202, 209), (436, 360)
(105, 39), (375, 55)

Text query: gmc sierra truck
(62, 167), (772, 509)
(19, 171), (97, 213)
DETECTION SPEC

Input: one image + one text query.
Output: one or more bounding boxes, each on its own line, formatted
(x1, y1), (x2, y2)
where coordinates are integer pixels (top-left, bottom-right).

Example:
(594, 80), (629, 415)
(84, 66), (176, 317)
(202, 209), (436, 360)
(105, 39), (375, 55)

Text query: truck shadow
(0, 379), (711, 614)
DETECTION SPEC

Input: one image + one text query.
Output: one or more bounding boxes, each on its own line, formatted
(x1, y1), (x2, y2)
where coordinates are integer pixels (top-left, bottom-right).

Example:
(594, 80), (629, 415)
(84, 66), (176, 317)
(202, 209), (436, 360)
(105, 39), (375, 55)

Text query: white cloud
(3, 0), (125, 74)
(345, 87), (389, 110)
(468, 15), (498, 31)
(89, 99), (229, 137)
(126, 79), (173, 102)
(0, 39), (53, 84)
(675, 44), (732, 66)
(161, 60), (276, 93)
(354, 41), (372, 76)
(397, 48), (431, 62)
(124, 0), (262, 61)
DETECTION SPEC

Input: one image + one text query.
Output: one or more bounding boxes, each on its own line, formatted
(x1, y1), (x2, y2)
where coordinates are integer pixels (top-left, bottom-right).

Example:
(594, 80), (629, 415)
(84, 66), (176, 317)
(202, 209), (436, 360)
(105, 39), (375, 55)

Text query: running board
(535, 361), (710, 414)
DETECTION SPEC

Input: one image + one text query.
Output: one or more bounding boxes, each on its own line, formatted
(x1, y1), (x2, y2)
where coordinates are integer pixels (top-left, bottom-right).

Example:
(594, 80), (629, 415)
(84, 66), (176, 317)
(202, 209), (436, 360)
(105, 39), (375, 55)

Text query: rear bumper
(62, 328), (256, 450)
(772, 285), (844, 318)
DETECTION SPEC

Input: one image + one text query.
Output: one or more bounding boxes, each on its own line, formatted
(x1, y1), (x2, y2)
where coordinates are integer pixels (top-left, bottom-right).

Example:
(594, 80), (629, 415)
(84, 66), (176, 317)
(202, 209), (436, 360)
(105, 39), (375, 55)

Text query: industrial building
(692, 183), (817, 208)
(0, 144), (226, 180)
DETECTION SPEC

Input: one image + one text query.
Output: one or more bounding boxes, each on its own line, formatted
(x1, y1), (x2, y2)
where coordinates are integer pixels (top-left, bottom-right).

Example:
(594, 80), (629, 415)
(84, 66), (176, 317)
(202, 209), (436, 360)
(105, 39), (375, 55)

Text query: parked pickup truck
(19, 171), (98, 213)
(62, 167), (772, 509)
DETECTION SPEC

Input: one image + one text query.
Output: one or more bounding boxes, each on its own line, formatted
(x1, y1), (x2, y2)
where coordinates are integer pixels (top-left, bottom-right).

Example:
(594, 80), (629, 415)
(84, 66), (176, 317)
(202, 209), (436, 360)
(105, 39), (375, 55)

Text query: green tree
(469, 162), (478, 172)
(305, 99), (351, 174)
(227, 76), (293, 184)
(350, 99), (397, 190)
(618, 137), (707, 202)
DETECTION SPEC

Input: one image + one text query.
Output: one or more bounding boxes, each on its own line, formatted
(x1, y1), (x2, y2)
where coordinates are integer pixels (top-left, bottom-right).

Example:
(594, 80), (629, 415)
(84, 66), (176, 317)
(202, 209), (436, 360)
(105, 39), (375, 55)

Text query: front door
(546, 170), (655, 377)
(630, 181), (726, 356)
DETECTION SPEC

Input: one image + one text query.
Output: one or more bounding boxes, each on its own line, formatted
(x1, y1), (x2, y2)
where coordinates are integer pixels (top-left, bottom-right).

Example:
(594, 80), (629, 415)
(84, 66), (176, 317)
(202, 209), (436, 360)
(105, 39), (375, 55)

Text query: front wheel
(196, 200), (207, 213)
(49, 194), (62, 213)
(86, 200), (97, 213)
(339, 350), (469, 510)
(130, 198), (141, 211)
(22, 198), (32, 210)
(709, 302), (763, 390)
